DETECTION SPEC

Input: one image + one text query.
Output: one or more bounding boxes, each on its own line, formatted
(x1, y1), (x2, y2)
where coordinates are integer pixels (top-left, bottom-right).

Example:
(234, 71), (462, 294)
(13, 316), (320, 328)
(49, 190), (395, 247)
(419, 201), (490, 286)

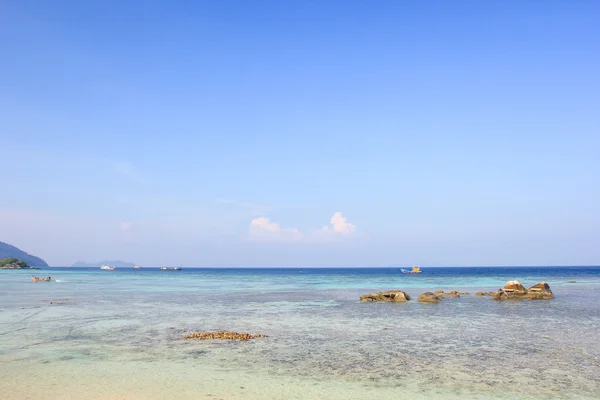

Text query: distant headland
(0, 241), (48, 267)
(1, 258), (38, 269)
(71, 260), (138, 268)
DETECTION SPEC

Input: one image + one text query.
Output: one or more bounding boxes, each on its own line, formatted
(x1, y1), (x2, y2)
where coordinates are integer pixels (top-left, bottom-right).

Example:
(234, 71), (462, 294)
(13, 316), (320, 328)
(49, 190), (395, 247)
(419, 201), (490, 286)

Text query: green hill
(1, 258), (34, 269)
(0, 241), (48, 267)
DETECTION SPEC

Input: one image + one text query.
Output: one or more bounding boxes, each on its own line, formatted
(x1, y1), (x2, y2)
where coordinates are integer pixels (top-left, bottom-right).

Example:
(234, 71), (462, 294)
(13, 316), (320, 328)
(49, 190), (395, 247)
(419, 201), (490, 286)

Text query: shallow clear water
(1, 267), (599, 399)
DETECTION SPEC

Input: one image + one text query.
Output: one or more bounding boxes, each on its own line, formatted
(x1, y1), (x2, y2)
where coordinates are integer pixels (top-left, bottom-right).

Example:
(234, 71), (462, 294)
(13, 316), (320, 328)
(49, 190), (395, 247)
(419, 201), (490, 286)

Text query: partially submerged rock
(360, 290), (411, 302)
(493, 282), (554, 300)
(418, 292), (441, 303)
(183, 331), (267, 341)
(524, 282), (554, 300)
(492, 289), (508, 301)
(475, 291), (498, 296)
(503, 280), (528, 297)
(49, 298), (69, 305)
(434, 290), (464, 298)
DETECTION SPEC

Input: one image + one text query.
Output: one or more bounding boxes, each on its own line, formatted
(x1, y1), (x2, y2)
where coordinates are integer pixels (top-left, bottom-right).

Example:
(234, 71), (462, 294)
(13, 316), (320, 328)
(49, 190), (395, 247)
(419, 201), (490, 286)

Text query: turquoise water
(1, 267), (600, 399)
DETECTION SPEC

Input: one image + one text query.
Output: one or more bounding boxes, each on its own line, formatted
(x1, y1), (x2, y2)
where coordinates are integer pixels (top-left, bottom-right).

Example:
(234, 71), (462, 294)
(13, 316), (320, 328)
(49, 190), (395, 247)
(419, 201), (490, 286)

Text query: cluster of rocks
(359, 290), (444, 303)
(183, 331), (267, 341)
(491, 281), (554, 300)
(359, 290), (411, 302)
(435, 290), (469, 298)
(360, 281), (554, 303)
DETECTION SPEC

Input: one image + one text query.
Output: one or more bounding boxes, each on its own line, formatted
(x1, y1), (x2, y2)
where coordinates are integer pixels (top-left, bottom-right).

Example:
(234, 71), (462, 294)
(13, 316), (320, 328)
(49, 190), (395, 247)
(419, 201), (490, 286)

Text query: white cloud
(250, 217), (280, 232)
(321, 212), (356, 235)
(248, 217), (303, 242)
(248, 212), (357, 243)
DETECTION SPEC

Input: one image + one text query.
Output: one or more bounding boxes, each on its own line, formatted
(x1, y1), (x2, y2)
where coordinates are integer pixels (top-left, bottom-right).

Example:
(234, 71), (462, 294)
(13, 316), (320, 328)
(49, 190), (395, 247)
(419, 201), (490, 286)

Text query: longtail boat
(31, 276), (52, 282)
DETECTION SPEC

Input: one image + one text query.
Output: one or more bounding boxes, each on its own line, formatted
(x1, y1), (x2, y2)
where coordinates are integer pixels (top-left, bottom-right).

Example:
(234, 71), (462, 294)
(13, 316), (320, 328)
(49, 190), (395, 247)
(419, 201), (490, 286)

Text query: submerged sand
(1, 268), (600, 399)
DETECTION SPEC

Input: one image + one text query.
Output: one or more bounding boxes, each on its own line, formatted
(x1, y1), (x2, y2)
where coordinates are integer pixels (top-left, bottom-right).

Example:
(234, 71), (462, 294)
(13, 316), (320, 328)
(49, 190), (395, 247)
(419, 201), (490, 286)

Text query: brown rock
(435, 290), (444, 294)
(523, 282), (554, 300)
(360, 290), (411, 302)
(475, 291), (485, 296)
(359, 294), (377, 301)
(384, 290), (411, 301)
(418, 292), (441, 303)
(492, 289), (508, 301)
(445, 290), (460, 297)
(503, 280), (528, 297)
(183, 331), (267, 341)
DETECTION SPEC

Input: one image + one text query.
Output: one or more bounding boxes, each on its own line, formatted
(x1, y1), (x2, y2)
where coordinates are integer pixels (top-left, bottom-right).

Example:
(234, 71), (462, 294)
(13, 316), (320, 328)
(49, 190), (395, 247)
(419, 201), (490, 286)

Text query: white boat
(132, 265), (142, 269)
(100, 265), (115, 270)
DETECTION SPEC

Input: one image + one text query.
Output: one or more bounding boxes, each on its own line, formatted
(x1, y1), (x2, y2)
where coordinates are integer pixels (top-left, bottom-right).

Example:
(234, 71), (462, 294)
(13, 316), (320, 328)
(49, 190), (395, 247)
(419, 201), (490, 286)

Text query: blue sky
(1, 1), (599, 266)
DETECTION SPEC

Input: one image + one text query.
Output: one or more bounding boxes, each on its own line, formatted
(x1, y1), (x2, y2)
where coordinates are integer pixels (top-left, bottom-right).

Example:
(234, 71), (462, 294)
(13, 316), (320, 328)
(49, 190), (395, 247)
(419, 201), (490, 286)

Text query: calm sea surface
(1, 267), (600, 399)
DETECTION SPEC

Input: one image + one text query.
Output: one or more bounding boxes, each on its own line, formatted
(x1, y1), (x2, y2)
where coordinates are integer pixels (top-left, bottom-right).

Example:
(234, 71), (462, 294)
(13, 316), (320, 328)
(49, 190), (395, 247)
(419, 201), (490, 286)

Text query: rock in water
(360, 290), (411, 302)
(417, 292), (441, 303)
(524, 282), (554, 300)
(492, 289), (508, 301)
(503, 280), (528, 296)
(183, 331), (267, 341)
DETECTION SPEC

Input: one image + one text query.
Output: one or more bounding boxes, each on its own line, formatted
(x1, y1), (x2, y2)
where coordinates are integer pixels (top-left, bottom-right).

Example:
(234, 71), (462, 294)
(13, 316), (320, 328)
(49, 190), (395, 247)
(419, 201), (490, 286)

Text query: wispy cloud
(215, 198), (270, 215)
(111, 161), (146, 185)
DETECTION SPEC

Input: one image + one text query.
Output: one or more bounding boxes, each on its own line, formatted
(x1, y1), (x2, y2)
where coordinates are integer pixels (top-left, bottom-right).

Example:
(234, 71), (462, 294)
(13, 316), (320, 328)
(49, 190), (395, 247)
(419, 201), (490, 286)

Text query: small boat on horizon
(401, 266), (422, 274)
(160, 267), (182, 271)
(31, 276), (52, 282)
(100, 265), (115, 270)
(132, 265), (142, 269)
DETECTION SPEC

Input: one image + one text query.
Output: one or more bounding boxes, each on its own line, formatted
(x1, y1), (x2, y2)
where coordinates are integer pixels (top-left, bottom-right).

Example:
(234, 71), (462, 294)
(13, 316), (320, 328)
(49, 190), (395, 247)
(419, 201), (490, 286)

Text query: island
(0, 241), (48, 267)
(0, 258), (38, 269)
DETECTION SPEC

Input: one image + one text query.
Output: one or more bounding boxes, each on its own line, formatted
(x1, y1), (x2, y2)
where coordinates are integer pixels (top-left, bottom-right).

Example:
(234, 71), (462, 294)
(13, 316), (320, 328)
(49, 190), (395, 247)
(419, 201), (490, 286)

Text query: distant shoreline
(40, 265), (600, 269)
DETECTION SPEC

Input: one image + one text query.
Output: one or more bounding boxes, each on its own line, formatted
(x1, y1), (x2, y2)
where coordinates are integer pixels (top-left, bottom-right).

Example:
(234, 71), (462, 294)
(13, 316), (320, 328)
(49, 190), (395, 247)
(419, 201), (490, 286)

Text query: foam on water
(1, 267), (600, 399)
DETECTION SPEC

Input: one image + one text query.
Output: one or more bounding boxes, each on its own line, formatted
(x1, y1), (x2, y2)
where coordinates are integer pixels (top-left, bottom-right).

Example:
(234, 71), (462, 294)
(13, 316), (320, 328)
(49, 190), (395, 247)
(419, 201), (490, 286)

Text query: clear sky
(1, 1), (599, 266)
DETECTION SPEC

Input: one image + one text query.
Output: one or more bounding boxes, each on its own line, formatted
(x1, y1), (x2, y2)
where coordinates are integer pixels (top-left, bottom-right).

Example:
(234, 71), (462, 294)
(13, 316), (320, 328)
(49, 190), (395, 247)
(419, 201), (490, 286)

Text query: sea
(1, 266), (599, 400)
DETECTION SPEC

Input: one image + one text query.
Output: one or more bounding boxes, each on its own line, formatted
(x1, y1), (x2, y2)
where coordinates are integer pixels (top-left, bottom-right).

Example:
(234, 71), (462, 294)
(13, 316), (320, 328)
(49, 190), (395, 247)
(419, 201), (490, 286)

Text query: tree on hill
(0, 258), (32, 269)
